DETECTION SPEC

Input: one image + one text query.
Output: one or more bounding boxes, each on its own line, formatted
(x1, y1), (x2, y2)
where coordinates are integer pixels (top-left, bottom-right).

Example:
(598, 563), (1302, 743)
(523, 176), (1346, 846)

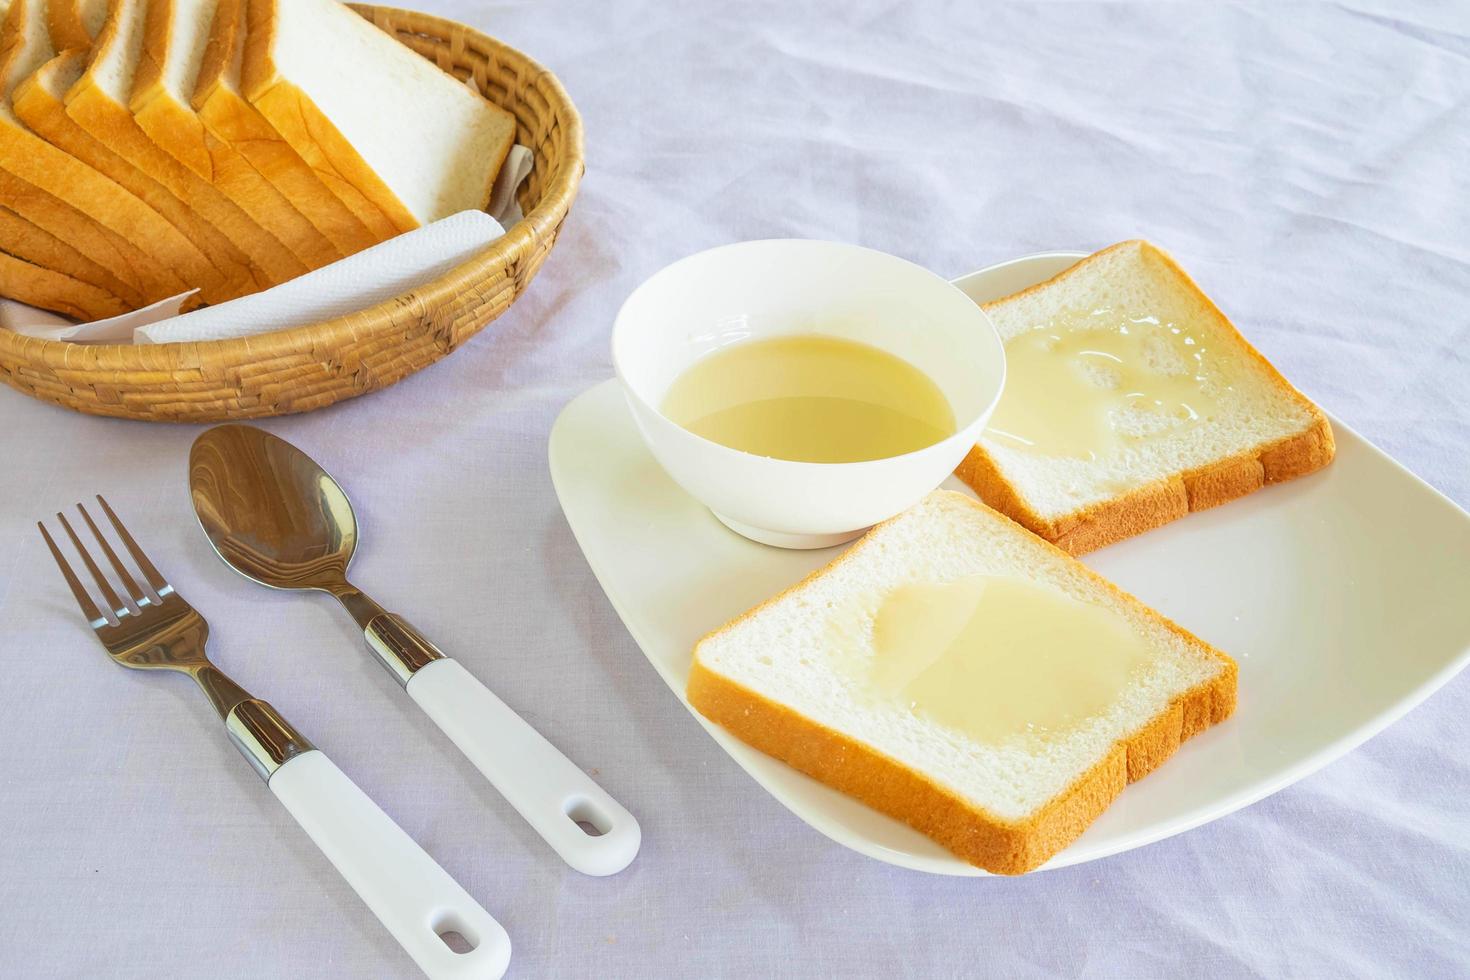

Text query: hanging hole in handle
(564, 797), (611, 837)
(431, 913), (479, 955)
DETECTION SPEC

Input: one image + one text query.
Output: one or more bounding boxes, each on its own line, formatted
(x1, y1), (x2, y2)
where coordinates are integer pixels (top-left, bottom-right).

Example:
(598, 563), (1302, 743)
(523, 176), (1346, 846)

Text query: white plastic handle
(269, 750), (512, 980)
(406, 658), (641, 876)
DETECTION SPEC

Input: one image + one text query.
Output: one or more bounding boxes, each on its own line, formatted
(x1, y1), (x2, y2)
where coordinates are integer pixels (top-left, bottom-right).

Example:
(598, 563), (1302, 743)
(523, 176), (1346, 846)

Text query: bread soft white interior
(26, 44), (81, 99)
(89, 0), (140, 101)
(693, 490), (1229, 823)
(977, 242), (1317, 521)
(158, 0), (210, 100)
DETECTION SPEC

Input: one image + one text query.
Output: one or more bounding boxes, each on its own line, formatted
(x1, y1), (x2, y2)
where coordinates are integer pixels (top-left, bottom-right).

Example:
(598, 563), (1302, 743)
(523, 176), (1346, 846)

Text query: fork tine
(57, 511), (126, 618)
(77, 502), (145, 607)
(96, 495), (171, 595)
(37, 522), (107, 627)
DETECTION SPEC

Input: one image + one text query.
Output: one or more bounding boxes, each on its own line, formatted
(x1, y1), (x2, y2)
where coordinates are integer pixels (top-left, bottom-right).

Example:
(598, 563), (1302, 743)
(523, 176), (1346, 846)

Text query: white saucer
(548, 257), (1470, 876)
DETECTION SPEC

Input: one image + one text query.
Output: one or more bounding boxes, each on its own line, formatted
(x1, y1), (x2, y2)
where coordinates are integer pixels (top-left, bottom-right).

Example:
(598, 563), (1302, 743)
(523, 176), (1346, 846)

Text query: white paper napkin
(136, 210), (505, 344)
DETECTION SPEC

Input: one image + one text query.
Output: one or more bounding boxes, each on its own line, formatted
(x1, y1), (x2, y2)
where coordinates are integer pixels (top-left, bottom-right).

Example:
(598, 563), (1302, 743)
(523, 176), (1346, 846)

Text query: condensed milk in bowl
(612, 239), (1006, 548)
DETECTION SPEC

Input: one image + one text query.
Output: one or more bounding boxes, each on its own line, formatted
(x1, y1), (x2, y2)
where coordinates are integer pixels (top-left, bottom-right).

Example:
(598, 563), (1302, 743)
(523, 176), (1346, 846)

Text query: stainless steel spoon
(189, 424), (640, 876)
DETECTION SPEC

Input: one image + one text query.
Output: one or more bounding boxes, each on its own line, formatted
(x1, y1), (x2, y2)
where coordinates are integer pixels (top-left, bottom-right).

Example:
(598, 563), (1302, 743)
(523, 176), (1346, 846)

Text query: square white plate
(548, 255), (1470, 875)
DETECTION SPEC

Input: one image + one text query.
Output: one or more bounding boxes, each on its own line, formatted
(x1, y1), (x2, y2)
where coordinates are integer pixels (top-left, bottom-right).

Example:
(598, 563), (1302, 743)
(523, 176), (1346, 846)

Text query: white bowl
(611, 239), (1006, 548)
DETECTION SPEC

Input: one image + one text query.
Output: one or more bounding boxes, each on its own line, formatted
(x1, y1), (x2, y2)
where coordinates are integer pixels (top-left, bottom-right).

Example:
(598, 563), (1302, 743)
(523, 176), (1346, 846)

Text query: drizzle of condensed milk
(859, 575), (1156, 744)
(986, 308), (1225, 460)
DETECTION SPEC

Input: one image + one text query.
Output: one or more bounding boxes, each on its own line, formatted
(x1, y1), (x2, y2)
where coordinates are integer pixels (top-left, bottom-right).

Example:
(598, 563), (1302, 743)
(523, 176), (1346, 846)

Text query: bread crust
(0, 163), (180, 306)
(45, 0), (93, 51)
(686, 491), (1238, 875)
(0, 247), (130, 319)
(12, 50), (249, 302)
(954, 240), (1336, 555)
(250, 79), (417, 236)
(0, 203), (144, 306)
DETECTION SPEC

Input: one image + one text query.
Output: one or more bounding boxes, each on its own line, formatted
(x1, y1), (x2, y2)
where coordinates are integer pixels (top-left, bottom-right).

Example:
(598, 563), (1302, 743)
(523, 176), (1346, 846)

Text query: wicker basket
(0, 5), (583, 422)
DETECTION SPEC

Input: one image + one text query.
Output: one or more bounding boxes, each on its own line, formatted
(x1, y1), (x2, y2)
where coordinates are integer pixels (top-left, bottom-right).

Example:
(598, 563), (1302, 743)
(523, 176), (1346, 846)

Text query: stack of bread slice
(0, 0), (517, 319)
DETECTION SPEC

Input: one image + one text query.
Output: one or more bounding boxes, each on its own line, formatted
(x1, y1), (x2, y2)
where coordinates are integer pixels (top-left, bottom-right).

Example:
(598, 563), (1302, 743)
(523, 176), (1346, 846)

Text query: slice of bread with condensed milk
(956, 240), (1334, 555)
(688, 490), (1236, 875)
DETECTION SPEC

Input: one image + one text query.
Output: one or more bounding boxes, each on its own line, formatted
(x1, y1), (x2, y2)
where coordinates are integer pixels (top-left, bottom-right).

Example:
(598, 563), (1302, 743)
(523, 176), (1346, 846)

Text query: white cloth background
(1, 1), (1467, 977)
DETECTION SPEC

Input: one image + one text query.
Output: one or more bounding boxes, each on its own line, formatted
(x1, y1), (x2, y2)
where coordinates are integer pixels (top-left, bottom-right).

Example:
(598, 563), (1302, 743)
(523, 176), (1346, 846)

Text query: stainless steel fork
(39, 497), (512, 980)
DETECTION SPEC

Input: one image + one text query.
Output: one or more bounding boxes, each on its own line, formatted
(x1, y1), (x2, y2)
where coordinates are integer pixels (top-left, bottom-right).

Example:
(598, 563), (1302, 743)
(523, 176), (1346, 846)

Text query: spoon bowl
(190, 425), (358, 593)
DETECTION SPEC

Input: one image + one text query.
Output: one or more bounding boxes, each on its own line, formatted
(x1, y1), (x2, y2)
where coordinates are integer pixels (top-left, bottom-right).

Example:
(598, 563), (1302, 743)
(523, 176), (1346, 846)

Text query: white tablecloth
(2, 1), (1467, 976)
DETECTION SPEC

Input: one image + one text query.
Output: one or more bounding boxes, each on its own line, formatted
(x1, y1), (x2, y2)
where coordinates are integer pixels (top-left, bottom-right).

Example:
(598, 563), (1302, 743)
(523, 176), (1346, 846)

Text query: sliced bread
(0, 246), (129, 318)
(0, 202), (144, 305)
(190, 0), (377, 256)
(240, 0), (516, 235)
(688, 490), (1236, 875)
(40, 0), (307, 286)
(9, 0), (244, 301)
(130, 0), (340, 267)
(956, 241), (1335, 554)
(0, 0), (192, 304)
